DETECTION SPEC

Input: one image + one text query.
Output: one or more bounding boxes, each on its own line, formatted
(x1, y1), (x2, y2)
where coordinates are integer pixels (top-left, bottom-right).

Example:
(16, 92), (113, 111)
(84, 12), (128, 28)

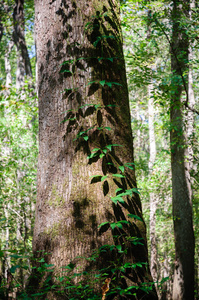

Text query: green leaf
(90, 175), (102, 179)
(87, 152), (98, 159)
(104, 126), (111, 130)
(111, 196), (125, 204)
(118, 189), (134, 197)
(83, 136), (89, 141)
(94, 104), (101, 109)
(110, 223), (116, 229)
(111, 82), (123, 86)
(115, 188), (123, 193)
(98, 221), (109, 228)
(119, 166), (125, 173)
(60, 70), (73, 74)
(112, 174), (125, 178)
(10, 265), (20, 274)
(131, 188), (140, 194)
(38, 258), (45, 263)
(115, 223), (123, 229)
(99, 80), (106, 86)
(106, 82), (112, 88)
(125, 165), (134, 170)
(86, 81), (97, 86)
(101, 175), (108, 181)
(115, 245), (122, 251)
(128, 214), (143, 222)
(92, 148), (100, 152)
(120, 220), (129, 224)
(93, 37), (101, 47)
(112, 144), (123, 147)
(106, 145), (112, 151)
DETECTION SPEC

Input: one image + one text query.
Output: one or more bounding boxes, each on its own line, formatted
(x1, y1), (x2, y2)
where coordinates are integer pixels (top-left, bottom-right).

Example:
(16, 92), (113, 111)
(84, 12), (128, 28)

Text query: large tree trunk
(170, 1), (195, 299)
(32, 0), (157, 299)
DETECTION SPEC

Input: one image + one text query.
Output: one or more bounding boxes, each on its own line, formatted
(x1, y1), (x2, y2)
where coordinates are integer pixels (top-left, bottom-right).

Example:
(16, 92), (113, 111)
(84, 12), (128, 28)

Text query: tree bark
(170, 1), (195, 299)
(13, 0), (32, 87)
(32, 0), (157, 299)
(5, 41), (14, 89)
(148, 82), (158, 296)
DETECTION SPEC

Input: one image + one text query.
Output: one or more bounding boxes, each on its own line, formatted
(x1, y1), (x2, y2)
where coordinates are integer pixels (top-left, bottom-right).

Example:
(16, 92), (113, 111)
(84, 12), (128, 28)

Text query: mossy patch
(48, 183), (64, 207)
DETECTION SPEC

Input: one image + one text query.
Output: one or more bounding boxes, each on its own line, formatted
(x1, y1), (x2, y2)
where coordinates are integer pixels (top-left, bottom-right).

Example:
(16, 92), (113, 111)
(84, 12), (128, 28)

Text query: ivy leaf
(10, 265), (20, 274)
(83, 136), (89, 141)
(102, 149), (108, 154)
(115, 245), (122, 252)
(125, 165), (134, 170)
(94, 104), (101, 109)
(98, 221), (109, 228)
(119, 166), (125, 173)
(60, 70), (73, 74)
(93, 37), (101, 47)
(112, 174), (125, 178)
(106, 145), (112, 151)
(115, 188), (123, 193)
(104, 126), (111, 130)
(106, 82), (112, 88)
(92, 148), (100, 152)
(111, 196), (125, 204)
(118, 189), (134, 197)
(101, 175), (108, 181)
(111, 82), (123, 87)
(112, 144), (123, 147)
(99, 80), (106, 86)
(131, 188), (140, 194)
(86, 81), (97, 86)
(128, 214), (143, 221)
(110, 223), (116, 229)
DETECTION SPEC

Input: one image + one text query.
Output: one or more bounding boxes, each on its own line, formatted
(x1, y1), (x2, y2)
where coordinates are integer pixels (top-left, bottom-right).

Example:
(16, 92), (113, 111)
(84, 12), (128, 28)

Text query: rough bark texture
(5, 41), (14, 89)
(148, 83), (158, 296)
(13, 0), (32, 87)
(170, 1), (195, 299)
(32, 0), (157, 299)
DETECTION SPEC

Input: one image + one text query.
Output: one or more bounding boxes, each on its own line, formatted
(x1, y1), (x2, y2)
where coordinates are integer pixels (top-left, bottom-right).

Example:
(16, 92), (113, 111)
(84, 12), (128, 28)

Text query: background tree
(170, 1), (195, 298)
(0, 0), (36, 298)
(121, 0), (199, 298)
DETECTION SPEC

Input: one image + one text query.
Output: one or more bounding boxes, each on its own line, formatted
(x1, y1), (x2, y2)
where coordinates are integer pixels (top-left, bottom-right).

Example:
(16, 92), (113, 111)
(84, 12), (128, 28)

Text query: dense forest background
(0, 0), (198, 299)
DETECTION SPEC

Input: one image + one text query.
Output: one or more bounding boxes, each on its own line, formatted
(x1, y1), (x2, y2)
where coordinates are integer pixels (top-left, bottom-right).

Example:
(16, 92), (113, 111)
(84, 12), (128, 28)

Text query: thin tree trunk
(13, 0), (32, 88)
(32, 1), (157, 299)
(5, 41), (14, 90)
(170, 1), (195, 299)
(148, 82), (158, 297)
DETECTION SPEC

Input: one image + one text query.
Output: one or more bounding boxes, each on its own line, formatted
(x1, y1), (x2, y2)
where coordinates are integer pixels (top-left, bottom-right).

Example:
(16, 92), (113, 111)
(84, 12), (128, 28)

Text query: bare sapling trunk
(148, 82), (159, 297)
(13, 0), (32, 88)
